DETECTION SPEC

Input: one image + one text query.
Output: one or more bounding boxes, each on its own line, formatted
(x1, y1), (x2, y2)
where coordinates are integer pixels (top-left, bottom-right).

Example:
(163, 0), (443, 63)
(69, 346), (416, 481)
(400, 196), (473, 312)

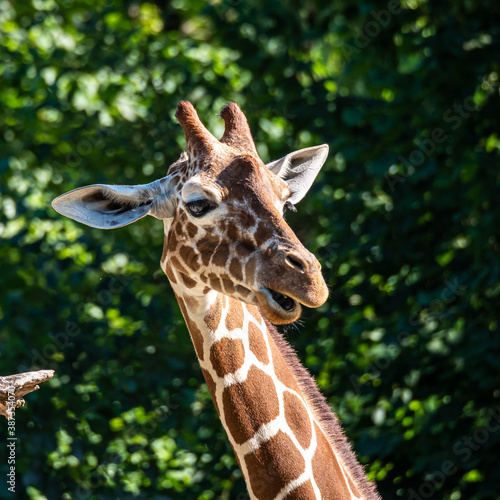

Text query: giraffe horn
(219, 102), (257, 154)
(175, 101), (220, 157)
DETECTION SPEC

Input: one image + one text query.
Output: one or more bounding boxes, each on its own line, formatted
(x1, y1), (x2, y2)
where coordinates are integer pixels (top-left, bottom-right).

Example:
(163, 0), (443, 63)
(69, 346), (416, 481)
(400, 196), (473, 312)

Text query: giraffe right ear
(266, 144), (329, 204)
(51, 178), (176, 229)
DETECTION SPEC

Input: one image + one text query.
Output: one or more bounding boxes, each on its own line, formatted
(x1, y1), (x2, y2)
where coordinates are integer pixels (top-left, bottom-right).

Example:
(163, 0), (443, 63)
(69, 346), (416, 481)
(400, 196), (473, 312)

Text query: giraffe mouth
(269, 289), (297, 312)
(257, 287), (302, 324)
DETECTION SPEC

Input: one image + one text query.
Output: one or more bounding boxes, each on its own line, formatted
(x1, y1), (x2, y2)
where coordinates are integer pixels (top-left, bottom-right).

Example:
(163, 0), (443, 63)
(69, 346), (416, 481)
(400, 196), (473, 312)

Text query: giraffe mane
(263, 317), (381, 500)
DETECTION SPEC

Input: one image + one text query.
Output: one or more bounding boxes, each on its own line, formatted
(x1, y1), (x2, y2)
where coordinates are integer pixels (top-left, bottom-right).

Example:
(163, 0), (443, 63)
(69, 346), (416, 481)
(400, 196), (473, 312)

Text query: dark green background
(1, 1), (499, 499)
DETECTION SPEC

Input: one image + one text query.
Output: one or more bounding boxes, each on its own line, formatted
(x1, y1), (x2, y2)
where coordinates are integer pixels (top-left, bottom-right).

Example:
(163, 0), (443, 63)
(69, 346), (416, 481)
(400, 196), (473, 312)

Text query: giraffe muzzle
(253, 245), (328, 324)
(257, 287), (303, 324)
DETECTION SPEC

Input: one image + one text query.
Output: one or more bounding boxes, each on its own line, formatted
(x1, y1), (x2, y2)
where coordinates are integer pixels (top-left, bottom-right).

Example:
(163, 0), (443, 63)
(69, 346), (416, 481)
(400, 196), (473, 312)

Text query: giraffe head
(52, 101), (329, 324)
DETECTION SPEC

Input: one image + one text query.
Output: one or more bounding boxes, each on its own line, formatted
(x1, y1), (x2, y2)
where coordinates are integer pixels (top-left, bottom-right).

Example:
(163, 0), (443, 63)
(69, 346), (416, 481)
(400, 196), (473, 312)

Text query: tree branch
(0, 370), (55, 420)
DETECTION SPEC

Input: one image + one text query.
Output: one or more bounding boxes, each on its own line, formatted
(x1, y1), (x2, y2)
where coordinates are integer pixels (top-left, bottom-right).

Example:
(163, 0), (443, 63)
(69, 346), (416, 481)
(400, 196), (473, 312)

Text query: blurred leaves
(0, 0), (499, 499)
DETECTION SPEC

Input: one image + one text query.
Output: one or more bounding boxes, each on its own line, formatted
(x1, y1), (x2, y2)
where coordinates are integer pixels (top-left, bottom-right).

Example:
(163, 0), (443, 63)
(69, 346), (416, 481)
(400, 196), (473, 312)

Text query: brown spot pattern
(226, 221), (240, 241)
(229, 258), (243, 282)
(179, 272), (197, 289)
(248, 322), (269, 365)
(160, 237), (168, 264)
(225, 298), (244, 331)
(176, 294), (188, 319)
(198, 235), (221, 266)
(286, 480), (317, 499)
(167, 229), (178, 252)
(247, 304), (262, 323)
(223, 366), (279, 445)
(186, 318), (204, 361)
(201, 369), (219, 413)
(200, 250), (211, 267)
(204, 296), (223, 332)
(312, 422), (351, 499)
(169, 255), (185, 273)
(245, 430), (306, 500)
(283, 392), (312, 450)
(184, 295), (199, 313)
(209, 278), (222, 292)
(235, 285), (251, 299)
(235, 240), (254, 259)
(209, 337), (245, 377)
(245, 256), (257, 281)
(186, 222), (198, 238)
(254, 221), (274, 246)
(164, 262), (177, 284)
(179, 245), (200, 271)
(221, 278), (235, 295)
(212, 244), (230, 268)
(268, 334), (300, 391)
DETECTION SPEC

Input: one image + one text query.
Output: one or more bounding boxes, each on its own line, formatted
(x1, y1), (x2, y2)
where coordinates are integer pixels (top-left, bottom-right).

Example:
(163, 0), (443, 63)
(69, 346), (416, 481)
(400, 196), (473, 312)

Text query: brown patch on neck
(268, 334), (301, 392)
(209, 337), (245, 377)
(211, 243), (230, 268)
(163, 261), (177, 284)
(286, 480), (316, 499)
(248, 322), (269, 365)
(229, 258), (243, 282)
(179, 244), (201, 272)
(174, 293), (204, 361)
(161, 237), (168, 266)
(183, 295), (199, 313)
(244, 430), (306, 500)
(221, 278), (235, 295)
(177, 269), (198, 289)
(263, 318), (381, 500)
(247, 304), (263, 324)
(225, 297), (244, 331)
(201, 368), (219, 413)
(204, 294), (223, 332)
(222, 366), (280, 445)
(312, 421), (354, 499)
(283, 392), (312, 450)
(187, 318), (204, 361)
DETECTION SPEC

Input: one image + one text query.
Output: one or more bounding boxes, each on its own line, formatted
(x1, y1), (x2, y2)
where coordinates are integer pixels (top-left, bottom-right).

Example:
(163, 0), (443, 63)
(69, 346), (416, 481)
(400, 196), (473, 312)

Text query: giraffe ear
(51, 179), (175, 229)
(266, 144), (329, 204)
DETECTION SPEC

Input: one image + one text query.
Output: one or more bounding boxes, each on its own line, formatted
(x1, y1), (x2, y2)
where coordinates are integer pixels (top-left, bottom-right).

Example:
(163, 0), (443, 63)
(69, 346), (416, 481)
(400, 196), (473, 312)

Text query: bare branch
(0, 370), (55, 420)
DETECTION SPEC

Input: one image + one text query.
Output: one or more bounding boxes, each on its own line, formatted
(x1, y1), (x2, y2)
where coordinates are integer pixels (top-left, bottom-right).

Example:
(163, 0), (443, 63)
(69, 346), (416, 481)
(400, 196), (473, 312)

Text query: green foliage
(1, 0), (499, 498)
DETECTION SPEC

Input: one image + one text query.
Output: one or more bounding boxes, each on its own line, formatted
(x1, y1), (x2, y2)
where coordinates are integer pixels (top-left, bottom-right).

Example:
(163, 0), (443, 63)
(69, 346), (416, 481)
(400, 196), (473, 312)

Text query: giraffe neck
(163, 262), (375, 500)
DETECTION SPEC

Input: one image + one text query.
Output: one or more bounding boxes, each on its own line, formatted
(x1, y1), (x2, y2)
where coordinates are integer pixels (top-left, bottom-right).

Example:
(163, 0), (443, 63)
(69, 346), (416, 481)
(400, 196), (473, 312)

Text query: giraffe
(52, 101), (380, 500)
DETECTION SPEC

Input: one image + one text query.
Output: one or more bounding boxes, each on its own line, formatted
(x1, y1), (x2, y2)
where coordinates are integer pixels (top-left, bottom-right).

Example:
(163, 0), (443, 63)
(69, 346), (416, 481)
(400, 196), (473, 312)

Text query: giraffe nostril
(285, 253), (307, 272)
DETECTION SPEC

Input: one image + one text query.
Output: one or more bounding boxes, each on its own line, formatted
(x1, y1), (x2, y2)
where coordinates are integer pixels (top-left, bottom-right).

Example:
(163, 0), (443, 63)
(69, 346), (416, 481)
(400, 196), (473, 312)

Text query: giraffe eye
(186, 199), (216, 218)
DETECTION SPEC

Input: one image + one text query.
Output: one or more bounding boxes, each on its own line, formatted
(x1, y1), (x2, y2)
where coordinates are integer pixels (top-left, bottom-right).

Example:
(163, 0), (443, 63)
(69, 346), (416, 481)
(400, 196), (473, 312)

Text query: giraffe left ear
(267, 144), (329, 204)
(51, 178), (176, 229)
